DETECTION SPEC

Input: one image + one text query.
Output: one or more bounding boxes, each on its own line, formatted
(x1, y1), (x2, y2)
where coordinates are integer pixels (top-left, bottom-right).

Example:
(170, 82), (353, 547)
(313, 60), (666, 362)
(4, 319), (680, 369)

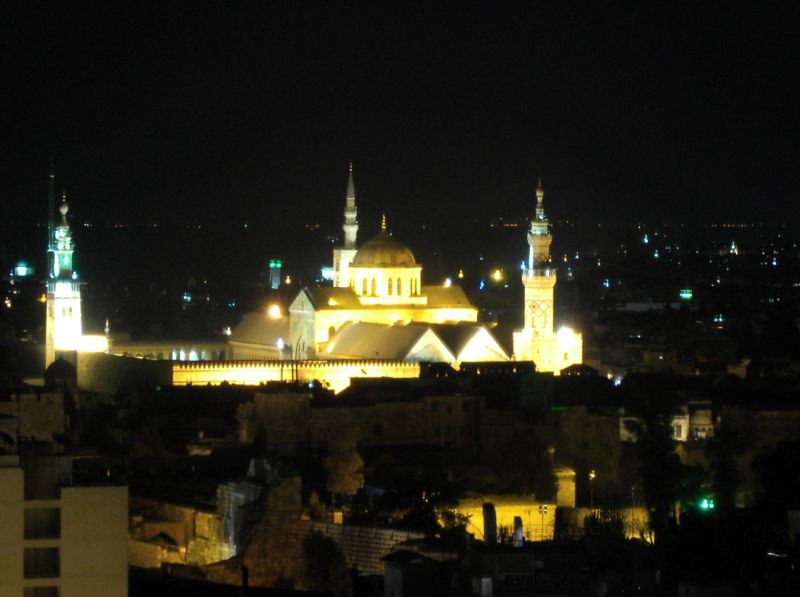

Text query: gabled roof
(297, 286), (362, 310)
(229, 312), (289, 346)
(325, 322), (454, 362)
(422, 285), (474, 308)
(409, 322), (481, 357)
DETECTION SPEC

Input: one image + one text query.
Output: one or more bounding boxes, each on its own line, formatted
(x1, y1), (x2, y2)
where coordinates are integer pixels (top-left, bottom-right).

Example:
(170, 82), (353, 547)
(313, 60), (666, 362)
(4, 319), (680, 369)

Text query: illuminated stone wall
(456, 496), (558, 542)
(172, 359), (421, 394)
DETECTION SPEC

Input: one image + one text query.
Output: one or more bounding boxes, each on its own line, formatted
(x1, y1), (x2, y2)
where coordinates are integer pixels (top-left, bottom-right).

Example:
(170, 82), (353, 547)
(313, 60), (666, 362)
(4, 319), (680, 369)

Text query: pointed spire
(381, 213), (387, 232)
(59, 190), (69, 224)
(346, 161), (356, 200)
(535, 177), (546, 221)
(47, 160), (56, 249)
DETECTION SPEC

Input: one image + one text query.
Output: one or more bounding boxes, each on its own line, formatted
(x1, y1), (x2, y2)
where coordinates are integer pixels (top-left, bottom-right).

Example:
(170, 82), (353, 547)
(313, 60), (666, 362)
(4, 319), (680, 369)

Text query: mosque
(225, 166), (582, 383)
(48, 164), (582, 392)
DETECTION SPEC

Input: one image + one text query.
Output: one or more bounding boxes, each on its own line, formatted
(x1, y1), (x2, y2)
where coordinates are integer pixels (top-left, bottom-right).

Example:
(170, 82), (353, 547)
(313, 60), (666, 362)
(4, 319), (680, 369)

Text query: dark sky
(2, 2), (798, 231)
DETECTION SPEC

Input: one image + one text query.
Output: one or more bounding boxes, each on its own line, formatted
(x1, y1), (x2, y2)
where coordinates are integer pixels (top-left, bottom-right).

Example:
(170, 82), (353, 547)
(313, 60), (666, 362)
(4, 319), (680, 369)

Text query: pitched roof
(408, 322), (481, 356)
(229, 312), (289, 346)
(325, 322), (453, 362)
(422, 285), (474, 308)
(302, 286), (362, 309)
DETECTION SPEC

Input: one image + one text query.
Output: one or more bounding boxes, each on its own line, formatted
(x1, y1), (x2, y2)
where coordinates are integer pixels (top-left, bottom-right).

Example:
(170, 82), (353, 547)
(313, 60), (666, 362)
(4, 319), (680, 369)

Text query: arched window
(397, 277), (402, 295)
(362, 278), (367, 295)
(371, 278), (377, 296)
(388, 278), (393, 295)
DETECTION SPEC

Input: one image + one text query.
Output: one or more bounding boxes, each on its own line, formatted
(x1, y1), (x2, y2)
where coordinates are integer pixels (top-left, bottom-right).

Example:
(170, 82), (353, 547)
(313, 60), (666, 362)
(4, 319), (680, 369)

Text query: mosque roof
(229, 312), (289, 346)
(326, 322), (444, 360)
(408, 322), (483, 356)
(421, 285), (473, 308)
(302, 287), (363, 309)
(351, 228), (417, 268)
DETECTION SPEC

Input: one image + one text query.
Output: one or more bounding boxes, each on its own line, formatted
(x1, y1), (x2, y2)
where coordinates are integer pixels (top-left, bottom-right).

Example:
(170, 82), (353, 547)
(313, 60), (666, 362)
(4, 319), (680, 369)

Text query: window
(24, 547), (59, 578)
(24, 508), (60, 539)
(371, 278), (376, 296)
(388, 278), (393, 295)
(673, 424), (683, 439)
(373, 423), (383, 437)
(563, 352), (569, 361)
(24, 589), (59, 597)
(397, 277), (402, 295)
(430, 402), (439, 412)
(446, 404), (453, 414)
(361, 278), (367, 295)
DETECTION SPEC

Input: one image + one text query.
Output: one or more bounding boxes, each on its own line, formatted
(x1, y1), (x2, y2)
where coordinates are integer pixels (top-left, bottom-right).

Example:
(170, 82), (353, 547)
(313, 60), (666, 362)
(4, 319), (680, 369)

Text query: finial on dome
(381, 213), (387, 232)
(348, 161), (353, 174)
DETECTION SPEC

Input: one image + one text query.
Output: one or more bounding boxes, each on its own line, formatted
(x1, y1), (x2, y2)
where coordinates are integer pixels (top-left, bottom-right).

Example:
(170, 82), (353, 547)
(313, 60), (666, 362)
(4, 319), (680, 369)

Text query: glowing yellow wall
(172, 359), (421, 393)
(455, 497), (557, 542)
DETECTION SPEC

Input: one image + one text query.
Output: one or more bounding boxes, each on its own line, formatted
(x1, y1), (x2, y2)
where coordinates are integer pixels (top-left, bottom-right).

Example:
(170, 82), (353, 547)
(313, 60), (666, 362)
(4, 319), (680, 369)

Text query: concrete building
(0, 454), (128, 597)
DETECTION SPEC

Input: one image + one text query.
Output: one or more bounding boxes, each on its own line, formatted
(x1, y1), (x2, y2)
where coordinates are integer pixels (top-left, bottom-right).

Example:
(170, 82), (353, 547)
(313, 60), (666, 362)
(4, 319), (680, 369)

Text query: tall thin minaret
(343, 161), (358, 249)
(47, 160), (56, 274)
(333, 162), (360, 287)
(45, 187), (83, 368)
(513, 178), (582, 372)
(521, 178), (555, 334)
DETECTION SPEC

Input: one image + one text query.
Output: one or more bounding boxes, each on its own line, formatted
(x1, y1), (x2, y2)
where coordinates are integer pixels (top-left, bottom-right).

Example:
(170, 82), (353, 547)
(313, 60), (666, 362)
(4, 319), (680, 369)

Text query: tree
(627, 406), (688, 543)
(302, 532), (349, 596)
(323, 430), (364, 506)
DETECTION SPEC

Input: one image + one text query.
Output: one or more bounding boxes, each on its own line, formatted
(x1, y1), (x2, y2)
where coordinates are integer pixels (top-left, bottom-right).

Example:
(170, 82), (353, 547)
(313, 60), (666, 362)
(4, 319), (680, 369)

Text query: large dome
(351, 230), (417, 267)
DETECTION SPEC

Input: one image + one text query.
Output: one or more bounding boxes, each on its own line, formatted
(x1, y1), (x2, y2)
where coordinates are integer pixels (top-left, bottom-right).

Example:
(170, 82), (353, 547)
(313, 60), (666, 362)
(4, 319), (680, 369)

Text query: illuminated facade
(45, 192), (83, 367)
(513, 180), (582, 372)
(44, 170), (107, 368)
(332, 163), (359, 288)
(173, 359), (421, 394)
(293, 214), (478, 356)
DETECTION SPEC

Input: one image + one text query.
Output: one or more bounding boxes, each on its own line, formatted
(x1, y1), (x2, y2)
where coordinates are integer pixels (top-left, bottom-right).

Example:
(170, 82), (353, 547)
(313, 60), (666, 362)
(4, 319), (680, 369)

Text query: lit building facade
(292, 214), (478, 356)
(513, 180), (583, 372)
(0, 455), (128, 597)
(44, 170), (108, 368)
(44, 193), (83, 368)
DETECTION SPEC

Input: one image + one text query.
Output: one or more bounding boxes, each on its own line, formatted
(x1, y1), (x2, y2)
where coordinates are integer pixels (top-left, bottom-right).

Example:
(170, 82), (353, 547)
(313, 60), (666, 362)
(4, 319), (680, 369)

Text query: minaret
(45, 189), (83, 368)
(521, 178), (555, 334)
(47, 160), (56, 275)
(513, 178), (582, 372)
(333, 162), (360, 287)
(343, 161), (358, 249)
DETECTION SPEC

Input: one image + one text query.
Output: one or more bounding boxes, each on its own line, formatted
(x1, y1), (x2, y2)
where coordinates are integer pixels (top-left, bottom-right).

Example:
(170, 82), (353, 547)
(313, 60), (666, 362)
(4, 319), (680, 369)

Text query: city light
(491, 269), (504, 282)
(268, 304), (282, 319)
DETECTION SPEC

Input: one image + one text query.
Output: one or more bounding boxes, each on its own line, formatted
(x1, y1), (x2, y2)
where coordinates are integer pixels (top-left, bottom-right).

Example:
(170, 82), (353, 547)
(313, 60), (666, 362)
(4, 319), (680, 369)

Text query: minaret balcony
(524, 267), (556, 278)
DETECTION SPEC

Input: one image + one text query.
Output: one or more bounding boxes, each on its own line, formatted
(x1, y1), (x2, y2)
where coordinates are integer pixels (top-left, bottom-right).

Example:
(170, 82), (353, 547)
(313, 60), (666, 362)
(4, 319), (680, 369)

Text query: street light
(589, 469), (596, 512)
(537, 504), (549, 541)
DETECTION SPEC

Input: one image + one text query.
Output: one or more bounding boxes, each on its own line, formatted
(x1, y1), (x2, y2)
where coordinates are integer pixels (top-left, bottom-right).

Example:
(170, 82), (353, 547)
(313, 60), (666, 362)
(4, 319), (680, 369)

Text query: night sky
(2, 2), (798, 231)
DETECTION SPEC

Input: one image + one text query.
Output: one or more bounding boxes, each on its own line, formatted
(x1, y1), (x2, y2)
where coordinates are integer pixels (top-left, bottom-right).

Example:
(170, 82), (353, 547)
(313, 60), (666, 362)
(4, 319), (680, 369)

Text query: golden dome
(351, 229), (417, 267)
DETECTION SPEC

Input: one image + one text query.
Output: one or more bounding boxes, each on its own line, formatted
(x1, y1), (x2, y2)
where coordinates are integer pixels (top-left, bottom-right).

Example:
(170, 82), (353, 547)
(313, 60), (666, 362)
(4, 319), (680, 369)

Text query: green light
(679, 288), (693, 300)
(269, 259), (283, 268)
(699, 498), (715, 511)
